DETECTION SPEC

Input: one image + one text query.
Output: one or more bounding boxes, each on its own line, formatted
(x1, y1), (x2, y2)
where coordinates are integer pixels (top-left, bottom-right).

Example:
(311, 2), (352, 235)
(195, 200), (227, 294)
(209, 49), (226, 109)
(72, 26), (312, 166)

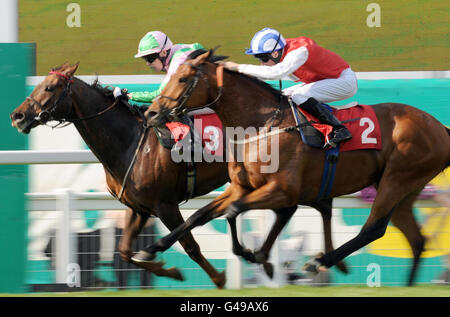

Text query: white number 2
(360, 117), (377, 144)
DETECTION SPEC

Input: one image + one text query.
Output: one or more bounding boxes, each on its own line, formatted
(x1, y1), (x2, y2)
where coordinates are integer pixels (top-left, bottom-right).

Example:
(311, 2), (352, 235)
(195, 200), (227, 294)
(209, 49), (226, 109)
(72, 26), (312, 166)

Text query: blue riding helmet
(245, 27), (286, 55)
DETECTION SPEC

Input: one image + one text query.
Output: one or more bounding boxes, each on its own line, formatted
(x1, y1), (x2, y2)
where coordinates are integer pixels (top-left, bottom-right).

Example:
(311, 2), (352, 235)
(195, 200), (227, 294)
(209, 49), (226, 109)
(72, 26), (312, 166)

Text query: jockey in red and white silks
(223, 27), (357, 148)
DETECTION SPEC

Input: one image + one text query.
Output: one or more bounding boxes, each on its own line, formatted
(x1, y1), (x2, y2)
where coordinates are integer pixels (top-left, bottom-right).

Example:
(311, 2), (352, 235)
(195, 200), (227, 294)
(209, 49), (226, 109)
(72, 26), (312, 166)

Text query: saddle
(153, 115), (197, 201)
(153, 115), (194, 150)
(290, 100), (382, 152)
(289, 100), (382, 201)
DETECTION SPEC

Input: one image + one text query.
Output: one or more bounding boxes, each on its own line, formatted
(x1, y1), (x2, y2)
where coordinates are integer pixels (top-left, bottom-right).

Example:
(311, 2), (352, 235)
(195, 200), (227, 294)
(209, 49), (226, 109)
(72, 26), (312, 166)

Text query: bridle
(26, 71), (74, 125)
(153, 63), (224, 120)
(27, 71), (121, 127)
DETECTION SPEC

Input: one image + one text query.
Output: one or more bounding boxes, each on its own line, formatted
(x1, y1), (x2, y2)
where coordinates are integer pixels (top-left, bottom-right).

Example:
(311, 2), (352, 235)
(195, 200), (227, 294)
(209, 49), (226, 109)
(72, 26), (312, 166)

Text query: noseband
(156, 63), (224, 119)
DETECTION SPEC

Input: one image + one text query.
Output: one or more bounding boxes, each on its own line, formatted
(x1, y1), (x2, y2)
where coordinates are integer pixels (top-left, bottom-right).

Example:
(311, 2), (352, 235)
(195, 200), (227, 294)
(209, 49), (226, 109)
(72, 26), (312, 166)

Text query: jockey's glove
(113, 86), (122, 98)
(113, 87), (128, 99)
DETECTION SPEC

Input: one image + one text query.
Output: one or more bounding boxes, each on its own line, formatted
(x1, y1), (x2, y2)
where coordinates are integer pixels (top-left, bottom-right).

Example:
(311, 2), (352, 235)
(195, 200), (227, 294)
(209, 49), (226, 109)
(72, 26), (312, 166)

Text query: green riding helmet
(134, 31), (173, 58)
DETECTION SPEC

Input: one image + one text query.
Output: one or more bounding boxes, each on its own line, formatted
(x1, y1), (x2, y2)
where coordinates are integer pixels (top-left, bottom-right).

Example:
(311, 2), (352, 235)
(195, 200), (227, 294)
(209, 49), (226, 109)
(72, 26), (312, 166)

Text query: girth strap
(316, 146), (340, 202)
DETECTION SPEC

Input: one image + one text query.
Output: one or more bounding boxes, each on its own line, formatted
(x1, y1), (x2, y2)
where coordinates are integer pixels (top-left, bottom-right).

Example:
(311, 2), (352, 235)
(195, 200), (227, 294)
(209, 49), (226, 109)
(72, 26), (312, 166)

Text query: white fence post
(226, 215), (242, 289)
(55, 189), (77, 284)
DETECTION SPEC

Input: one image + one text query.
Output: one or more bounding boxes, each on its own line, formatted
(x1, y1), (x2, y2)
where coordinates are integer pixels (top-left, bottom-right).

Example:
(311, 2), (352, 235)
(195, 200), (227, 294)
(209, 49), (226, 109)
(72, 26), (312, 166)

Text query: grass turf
(19, 0), (449, 75)
(2, 285), (450, 297)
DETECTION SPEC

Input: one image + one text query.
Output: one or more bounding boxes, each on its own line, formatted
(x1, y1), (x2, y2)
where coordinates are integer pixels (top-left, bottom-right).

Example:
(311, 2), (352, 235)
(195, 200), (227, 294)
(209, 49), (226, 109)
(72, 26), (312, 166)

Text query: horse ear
(191, 51), (211, 66)
(64, 62), (80, 77)
(209, 46), (228, 63)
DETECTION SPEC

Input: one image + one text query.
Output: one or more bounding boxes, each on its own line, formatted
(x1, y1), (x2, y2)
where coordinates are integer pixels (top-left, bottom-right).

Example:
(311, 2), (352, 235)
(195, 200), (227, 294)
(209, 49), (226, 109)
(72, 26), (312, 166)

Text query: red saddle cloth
(165, 113), (224, 156)
(166, 105), (381, 154)
(298, 104), (382, 151)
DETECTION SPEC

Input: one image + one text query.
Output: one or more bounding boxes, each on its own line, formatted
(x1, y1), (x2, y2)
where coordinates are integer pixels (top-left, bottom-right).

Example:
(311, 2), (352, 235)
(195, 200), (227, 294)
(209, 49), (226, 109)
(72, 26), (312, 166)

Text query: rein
(117, 120), (150, 200)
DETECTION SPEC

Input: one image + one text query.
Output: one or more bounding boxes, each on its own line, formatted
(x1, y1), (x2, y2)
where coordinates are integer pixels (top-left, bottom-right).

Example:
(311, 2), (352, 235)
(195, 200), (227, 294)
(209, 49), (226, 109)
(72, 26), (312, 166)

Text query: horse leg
(312, 199), (348, 274)
(252, 207), (297, 278)
(118, 208), (149, 262)
(308, 174), (430, 280)
(118, 208), (184, 281)
(227, 206), (297, 278)
(222, 181), (302, 274)
(133, 184), (246, 263)
(390, 192), (426, 286)
(157, 204), (226, 289)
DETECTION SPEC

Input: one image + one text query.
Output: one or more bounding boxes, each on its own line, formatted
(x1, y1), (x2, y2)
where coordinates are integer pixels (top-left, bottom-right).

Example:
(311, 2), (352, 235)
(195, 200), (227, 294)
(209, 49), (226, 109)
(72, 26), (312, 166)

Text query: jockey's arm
(129, 88), (162, 103)
(129, 72), (172, 103)
(237, 46), (309, 80)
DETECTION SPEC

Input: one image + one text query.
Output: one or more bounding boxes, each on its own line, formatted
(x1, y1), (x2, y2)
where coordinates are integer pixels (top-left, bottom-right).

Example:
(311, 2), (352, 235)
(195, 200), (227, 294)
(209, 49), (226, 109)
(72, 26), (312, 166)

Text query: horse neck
(213, 71), (282, 129)
(70, 78), (142, 176)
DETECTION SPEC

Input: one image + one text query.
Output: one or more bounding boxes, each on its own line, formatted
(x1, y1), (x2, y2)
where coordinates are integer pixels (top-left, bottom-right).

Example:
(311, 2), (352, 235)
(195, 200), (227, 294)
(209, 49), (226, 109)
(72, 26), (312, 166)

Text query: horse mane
(187, 48), (283, 100)
(89, 79), (143, 116)
(223, 68), (284, 100)
(91, 79), (115, 97)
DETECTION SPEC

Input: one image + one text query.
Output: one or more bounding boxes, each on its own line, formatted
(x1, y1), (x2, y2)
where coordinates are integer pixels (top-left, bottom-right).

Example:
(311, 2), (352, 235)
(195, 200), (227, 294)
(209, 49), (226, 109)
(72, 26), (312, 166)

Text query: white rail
(24, 189), (441, 288)
(2, 150), (444, 288)
(0, 150), (98, 165)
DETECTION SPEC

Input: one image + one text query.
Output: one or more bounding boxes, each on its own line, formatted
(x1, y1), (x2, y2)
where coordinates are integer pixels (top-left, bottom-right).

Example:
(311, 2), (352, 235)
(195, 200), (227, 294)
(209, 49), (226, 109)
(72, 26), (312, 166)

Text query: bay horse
(10, 63), (346, 288)
(140, 50), (450, 286)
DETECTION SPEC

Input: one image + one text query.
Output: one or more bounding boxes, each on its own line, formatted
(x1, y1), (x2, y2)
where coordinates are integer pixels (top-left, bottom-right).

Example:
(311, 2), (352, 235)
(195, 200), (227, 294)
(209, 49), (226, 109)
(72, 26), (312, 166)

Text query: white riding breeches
(284, 67), (358, 106)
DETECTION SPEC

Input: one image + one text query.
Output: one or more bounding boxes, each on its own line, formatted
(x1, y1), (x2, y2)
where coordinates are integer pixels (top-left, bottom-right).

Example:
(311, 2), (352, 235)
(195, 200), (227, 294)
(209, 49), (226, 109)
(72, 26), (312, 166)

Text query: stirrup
(323, 128), (352, 149)
(323, 139), (337, 149)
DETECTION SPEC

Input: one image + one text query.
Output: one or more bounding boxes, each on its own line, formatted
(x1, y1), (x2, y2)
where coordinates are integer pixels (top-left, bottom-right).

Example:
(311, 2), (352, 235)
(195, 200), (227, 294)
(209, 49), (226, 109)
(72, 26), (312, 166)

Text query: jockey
(223, 27), (357, 148)
(114, 31), (204, 103)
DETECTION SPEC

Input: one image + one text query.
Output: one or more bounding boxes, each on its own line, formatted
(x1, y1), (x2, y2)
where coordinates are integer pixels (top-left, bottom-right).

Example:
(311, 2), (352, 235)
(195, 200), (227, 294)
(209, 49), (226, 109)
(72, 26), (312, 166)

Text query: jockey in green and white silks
(128, 31), (204, 103)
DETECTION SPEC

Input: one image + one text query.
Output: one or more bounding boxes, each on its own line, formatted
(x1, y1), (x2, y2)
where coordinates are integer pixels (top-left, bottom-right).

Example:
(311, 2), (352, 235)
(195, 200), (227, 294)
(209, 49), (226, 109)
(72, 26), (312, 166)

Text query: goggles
(142, 53), (160, 64)
(254, 53), (271, 63)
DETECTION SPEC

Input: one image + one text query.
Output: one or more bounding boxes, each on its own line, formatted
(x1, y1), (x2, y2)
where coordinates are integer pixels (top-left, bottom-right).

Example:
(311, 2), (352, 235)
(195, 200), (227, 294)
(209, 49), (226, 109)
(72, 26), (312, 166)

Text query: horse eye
(45, 86), (55, 92)
(179, 77), (188, 83)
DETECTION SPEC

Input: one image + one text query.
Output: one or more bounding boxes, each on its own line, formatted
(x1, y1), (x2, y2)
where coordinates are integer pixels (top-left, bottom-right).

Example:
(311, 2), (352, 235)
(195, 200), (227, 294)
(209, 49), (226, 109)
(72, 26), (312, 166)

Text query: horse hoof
(214, 271), (227, 289)
(131, 250), (156, 263)
(303, 257), (327, 275)
(263, 262), (274, 279)
(167, 267), (184, 281)
(241, 249), (256, 263)
(336, 261), (349, 274)
(254, 250), (267, 264)
(303, 261), (319, 275)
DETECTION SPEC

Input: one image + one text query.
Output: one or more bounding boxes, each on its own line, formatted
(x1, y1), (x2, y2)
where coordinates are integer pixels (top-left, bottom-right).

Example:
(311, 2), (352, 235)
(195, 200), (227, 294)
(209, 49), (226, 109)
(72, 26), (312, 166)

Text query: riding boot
(298, 97), (352, 148)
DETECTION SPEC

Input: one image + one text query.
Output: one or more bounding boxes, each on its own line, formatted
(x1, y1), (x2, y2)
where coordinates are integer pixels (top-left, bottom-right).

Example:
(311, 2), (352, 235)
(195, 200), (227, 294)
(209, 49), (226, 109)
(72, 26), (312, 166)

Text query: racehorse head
(145, 49), (226, 127)
(11, 62), (79, 134)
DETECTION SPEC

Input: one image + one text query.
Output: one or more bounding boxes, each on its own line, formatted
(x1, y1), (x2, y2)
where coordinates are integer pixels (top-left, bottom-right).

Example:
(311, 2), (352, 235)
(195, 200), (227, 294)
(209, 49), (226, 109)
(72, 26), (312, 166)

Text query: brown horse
(140, 50), (450, 286)
(10, 63), (346, 287)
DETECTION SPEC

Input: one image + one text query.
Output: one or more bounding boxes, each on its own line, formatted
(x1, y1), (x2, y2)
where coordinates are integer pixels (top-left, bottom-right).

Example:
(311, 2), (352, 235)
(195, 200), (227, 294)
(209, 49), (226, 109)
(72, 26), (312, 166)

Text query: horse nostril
(145, 111), (158, 119)
(12, 112), (25, 122)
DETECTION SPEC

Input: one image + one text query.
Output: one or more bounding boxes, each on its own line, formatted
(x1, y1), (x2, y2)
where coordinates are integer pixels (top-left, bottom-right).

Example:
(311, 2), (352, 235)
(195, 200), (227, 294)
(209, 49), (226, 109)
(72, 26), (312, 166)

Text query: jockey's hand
(114, 87), (130, 100)
(220, 61), (239, 72)
(113, 86), (123, 99)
